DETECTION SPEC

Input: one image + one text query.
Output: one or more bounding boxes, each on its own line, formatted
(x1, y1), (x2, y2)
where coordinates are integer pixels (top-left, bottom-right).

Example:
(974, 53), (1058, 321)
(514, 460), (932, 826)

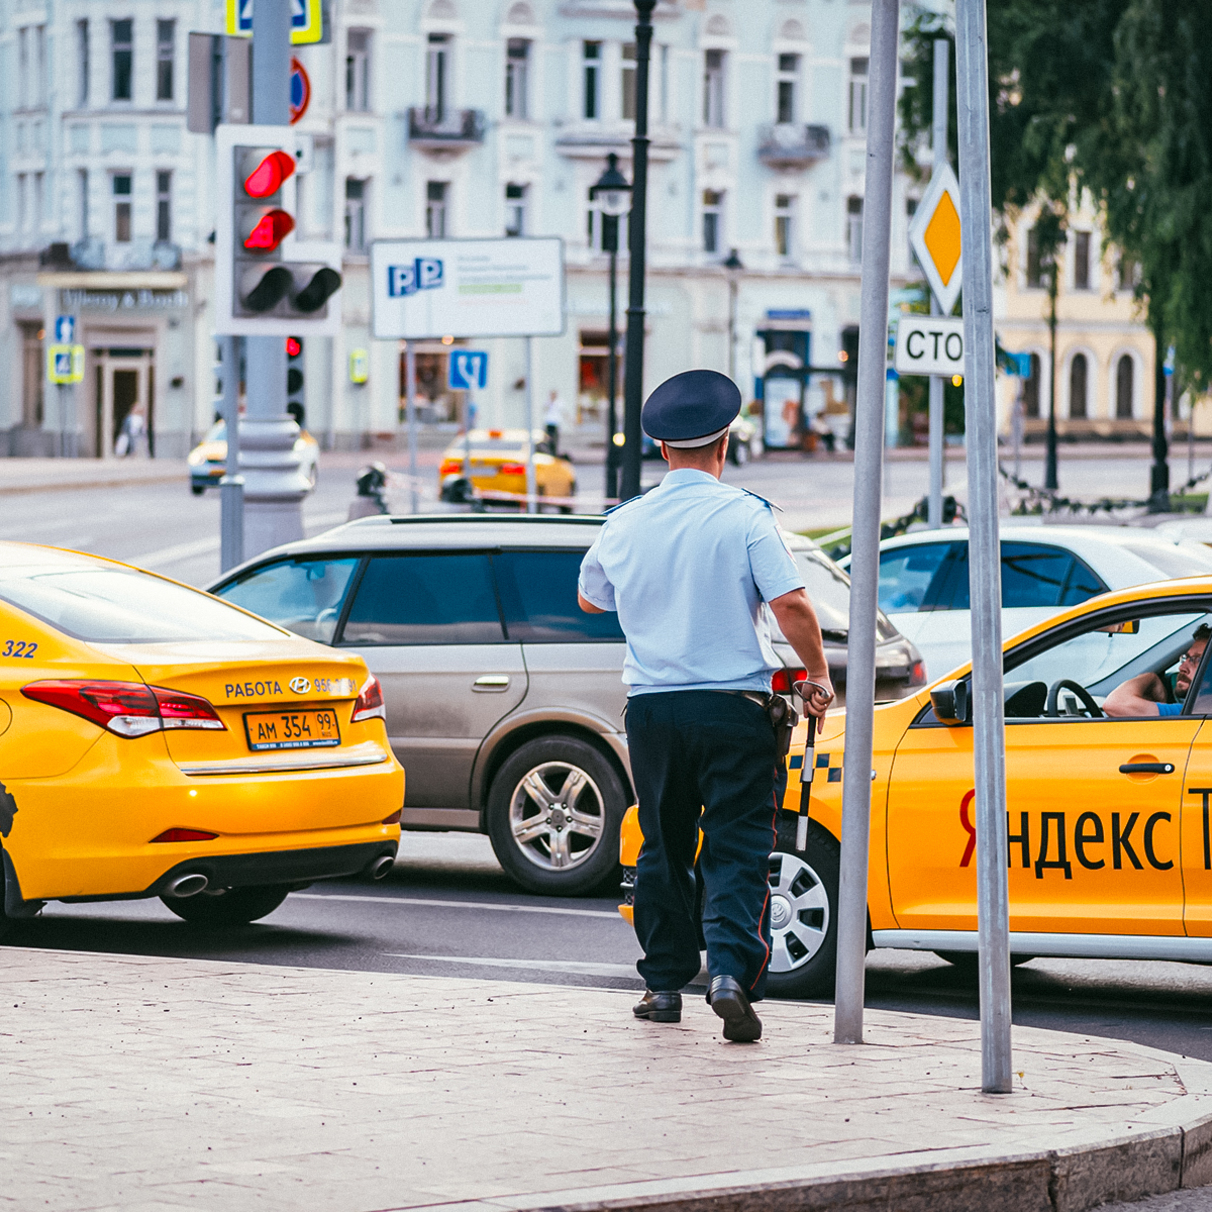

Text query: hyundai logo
(290, 677), (311, 695)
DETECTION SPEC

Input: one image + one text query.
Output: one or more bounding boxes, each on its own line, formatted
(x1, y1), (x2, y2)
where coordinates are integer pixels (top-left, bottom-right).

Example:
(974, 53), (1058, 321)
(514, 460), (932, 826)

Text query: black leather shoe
(633, 990), (682, 1022)
(707, 975), (762, 1042)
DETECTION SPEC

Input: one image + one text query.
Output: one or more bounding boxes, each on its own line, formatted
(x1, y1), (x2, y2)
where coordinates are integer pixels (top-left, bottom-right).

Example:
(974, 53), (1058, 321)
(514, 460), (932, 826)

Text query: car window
(938, 542), (1106, 611)
(494, 551), (625, 642)
(340, 554), (505, 646)
(0, 563), (284, 643)
(877, 543), (953, 613)
(1123, 543), (1212, 581)
(213, 557), (360, 643)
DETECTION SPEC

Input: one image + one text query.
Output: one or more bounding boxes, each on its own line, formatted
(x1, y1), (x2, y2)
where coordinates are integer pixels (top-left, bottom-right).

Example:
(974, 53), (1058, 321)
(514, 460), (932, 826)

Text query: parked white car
(842, 525), (1212, 680)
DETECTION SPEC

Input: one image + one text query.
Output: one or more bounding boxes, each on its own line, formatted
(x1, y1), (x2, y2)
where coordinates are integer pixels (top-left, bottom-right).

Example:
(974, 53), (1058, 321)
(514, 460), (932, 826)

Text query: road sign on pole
(54, 316), (75, 345)
(927, 37), (951, 531)
(894, 315), (965, 378)
(227, 0), (323, 44)
(956, 0), (1013, 1095)
(47, 345), (84, 384)
(910, 164), (964, 317)
(448, 350), (489, 391)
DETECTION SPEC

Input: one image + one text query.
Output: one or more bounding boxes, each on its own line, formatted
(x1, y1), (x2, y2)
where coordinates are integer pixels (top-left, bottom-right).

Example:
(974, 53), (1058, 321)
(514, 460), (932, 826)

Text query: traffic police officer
(578, 369), (833, 1042)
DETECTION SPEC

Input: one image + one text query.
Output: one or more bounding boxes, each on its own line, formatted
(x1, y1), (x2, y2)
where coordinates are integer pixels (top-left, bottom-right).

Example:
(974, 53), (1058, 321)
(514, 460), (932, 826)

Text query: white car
(843, 525), (1212, 680)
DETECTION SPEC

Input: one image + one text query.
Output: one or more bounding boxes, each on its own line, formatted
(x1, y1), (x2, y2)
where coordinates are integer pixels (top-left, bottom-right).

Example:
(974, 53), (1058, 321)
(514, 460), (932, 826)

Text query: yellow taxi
(188, 419), (320, 496)
(439, 428), (577, 507)
(0, 543), (403, 933)
(620, 577), (1212, 998)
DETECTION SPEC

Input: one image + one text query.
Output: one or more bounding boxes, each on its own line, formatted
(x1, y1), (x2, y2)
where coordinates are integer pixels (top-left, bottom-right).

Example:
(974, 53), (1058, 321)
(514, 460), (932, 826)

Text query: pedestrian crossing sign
(909, 163), (964, 317)
(47, 345), (85, 385)
(226, 0), (323, 45)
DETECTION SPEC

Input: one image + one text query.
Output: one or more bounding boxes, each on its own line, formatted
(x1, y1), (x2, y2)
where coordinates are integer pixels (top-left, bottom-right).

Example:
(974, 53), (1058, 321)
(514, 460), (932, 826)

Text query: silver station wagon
(209, 515), (923, 895)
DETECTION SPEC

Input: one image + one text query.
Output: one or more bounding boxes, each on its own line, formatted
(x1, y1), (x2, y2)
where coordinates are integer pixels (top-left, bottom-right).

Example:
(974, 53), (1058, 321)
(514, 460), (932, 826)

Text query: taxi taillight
(439, 458), (463, 477)
(151, 828), (219, 843)
(21, 680), (226, 738)
(351, 674), (386, 723)
(771, 668), (807, 695)
(499, 462), (527, 476)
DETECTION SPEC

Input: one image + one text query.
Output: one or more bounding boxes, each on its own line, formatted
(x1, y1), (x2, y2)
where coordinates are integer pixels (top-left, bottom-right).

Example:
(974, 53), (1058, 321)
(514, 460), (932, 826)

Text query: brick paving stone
(2, 947), (1210, 1212)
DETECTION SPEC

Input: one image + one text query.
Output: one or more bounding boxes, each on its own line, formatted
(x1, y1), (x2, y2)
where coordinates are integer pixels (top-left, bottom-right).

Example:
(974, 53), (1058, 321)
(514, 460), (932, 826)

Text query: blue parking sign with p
(448, 351), (488, 391)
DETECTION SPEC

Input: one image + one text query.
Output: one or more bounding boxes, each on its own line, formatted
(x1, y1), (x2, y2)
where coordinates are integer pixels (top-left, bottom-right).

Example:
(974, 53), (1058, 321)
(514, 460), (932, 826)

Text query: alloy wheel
(508, 760), (605, 872)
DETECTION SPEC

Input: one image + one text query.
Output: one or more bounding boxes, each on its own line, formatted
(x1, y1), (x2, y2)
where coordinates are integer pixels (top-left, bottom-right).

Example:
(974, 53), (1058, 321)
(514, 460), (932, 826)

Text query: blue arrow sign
(54, 315), (75, 344)
(448, 351), (489, 391)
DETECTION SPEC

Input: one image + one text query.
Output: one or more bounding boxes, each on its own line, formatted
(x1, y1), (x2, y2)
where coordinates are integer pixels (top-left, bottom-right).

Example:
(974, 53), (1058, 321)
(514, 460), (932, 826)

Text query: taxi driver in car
(1102, 623), (1210, 717)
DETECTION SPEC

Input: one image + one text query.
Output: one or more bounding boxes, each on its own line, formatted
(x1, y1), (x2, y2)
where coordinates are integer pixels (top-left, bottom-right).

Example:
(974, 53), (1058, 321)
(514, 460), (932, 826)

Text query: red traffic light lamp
(243, 209), (295, 252)
(244, 150), (296, 199)
(285, 336), (302, 358)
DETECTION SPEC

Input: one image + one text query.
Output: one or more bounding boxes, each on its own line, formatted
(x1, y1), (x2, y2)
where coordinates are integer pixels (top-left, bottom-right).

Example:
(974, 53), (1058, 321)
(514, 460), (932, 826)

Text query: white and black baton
(793, 681), (828, 852)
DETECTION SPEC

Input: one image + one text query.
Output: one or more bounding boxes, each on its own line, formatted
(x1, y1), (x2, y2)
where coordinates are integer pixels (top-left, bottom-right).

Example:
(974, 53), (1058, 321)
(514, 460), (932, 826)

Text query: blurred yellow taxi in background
(620, 577), (1212, 1000)
(0, 543), (403, 933)
(188, 419), (319, 496)
(440, 428), (576, 508)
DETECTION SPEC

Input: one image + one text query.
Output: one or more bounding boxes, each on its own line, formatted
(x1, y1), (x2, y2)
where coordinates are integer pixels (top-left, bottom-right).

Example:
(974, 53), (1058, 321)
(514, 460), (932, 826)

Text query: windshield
(769, 550), (898, 643)
(0, 559), (285, 644)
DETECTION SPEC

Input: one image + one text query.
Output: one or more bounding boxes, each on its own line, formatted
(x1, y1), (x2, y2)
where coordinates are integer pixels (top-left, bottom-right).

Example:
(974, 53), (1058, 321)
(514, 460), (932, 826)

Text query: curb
(0, 472), (182, 495)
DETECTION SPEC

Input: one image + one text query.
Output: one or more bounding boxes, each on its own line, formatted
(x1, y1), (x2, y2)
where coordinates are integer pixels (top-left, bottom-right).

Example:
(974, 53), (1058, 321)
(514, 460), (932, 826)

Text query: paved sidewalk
(4, 948), (1212, 1212)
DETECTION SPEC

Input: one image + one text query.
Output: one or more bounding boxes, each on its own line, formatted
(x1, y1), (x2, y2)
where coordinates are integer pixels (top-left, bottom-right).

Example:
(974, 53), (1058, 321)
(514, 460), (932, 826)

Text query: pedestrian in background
(544, 389), (565, 455)
(578, 369), (833, 1042)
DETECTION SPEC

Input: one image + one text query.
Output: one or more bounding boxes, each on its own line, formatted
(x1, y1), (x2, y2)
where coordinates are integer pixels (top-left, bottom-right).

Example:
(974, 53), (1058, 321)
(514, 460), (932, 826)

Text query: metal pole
(405, 343), (419, 513)
(833, 0), (900, 1048)
(728, 275), (738, 380)
(605, 217), (620, 501)
(524, 335), (536, 512)
(927, 38), (948, 530)
(956, 0), (1012, 1095)
(219, 334), (244, 571)
(242, 0), (307, 558)
(620, 0), (655, 501)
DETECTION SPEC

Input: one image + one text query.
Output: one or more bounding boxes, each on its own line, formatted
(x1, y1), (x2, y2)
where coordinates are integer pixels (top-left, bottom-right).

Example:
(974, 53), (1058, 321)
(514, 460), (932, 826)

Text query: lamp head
(591, 153), (632, 217)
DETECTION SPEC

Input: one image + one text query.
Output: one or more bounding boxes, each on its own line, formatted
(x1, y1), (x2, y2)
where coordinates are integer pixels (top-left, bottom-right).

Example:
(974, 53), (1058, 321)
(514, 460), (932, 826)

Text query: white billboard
(370, 237), (565, 340)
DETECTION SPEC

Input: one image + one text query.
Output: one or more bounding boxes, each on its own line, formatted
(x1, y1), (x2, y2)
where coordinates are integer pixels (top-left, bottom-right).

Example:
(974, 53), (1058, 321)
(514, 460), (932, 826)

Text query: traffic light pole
(219, 334), (244, 572)
(243, 0), (308, 557)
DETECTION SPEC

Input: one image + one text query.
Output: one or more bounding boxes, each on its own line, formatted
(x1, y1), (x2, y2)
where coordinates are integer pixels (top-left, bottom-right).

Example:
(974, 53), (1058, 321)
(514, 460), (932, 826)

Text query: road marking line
(125, 510), (350, 570)
(383, 953), (639, 978)
(292, 892), (621, 919)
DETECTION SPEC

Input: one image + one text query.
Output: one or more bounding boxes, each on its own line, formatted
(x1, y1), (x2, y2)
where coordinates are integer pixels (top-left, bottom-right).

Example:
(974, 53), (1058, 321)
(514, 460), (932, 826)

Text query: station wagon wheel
(487, 736), (626, 896)
(763, 817), (840, 1000)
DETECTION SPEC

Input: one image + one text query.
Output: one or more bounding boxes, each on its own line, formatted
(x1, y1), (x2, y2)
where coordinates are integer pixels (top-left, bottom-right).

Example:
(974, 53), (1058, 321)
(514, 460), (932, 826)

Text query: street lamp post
(620, 0), (656, 502)
(723, 248), (743, 381)
(590, 153), (632, 502)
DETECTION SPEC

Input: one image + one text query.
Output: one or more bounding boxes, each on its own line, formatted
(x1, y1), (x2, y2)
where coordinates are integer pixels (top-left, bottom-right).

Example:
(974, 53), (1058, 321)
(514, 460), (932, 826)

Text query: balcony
(407, 106), (486, 153)
(757, 123), (831, 169)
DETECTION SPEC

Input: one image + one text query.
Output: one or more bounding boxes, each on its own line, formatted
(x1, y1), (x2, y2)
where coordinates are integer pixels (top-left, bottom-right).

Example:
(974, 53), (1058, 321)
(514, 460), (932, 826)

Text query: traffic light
(214, 124), (344, 336)
(286, 336), (305, 427)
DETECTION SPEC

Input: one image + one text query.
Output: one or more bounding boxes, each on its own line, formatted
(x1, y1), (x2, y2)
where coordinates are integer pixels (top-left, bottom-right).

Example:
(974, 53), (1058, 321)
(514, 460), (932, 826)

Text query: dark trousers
(626, 691), (778, 999)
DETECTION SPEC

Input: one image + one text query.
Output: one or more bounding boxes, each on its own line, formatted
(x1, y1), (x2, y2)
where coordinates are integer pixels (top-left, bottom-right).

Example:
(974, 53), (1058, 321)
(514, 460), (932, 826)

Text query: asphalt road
(11, 830), (1212, 1069)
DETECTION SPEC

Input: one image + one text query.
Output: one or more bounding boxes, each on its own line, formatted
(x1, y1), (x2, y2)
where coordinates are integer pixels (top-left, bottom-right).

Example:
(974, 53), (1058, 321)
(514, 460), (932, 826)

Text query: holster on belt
(766, 693), (800, 760)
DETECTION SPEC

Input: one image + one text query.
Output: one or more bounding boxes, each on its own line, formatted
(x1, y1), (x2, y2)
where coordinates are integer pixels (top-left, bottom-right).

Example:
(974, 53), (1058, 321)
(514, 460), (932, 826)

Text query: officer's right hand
(798, 678), (834, 719)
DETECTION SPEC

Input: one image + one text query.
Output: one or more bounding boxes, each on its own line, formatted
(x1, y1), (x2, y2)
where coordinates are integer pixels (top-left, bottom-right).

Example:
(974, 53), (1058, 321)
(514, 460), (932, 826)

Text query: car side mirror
(931, 679), (970, 726)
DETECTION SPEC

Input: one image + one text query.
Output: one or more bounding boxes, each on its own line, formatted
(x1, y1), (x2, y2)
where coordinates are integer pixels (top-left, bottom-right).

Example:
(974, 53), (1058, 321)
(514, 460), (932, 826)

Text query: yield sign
(909, 163), (963, 316)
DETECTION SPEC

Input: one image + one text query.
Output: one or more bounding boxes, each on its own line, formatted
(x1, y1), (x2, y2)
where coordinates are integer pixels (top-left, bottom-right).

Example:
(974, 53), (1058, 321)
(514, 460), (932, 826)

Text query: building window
(658, 44), (669, 123)
(18, 28), (29, 108)
(156, 20), (175, 101)
(426, 34), (449, 121)
(79, 169), (90, 242)
(33, 172), (43, 231)
(847, 196), (863, 263)
(426, 181), (448, 239)
(1026, 226), (1045, 288)
(156, 171), (171, 243)
(77, 20), (90, 107)
(1069, 353), (1088, 419)
(848, 57), (868, 134)
(583, 42), (601, 120)
(702, 190), (723, 254)
(703, 49), (725, 128)
(113, 173), (132, 242)
(347, 29), (371, 112)
(775, 194), (795, 260)
(33, 25), (47, 106)
(505, 39), (529, 119)
(622, 43), (637, 121)
(776, 53), (798, 124)
(112, 19), (133, 102)
(505, 183), (527, 237)
(344, 178), (367, 251)
(1023, 353), (1042, 418)
(1116, 354), (1134, 419)
(1073, 230), (1091, 290)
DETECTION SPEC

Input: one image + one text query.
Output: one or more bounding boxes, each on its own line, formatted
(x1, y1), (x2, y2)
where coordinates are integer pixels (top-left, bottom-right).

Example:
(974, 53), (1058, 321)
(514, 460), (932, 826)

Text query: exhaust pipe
(164, 872), (209, 898)
(367, 855), (395, 881)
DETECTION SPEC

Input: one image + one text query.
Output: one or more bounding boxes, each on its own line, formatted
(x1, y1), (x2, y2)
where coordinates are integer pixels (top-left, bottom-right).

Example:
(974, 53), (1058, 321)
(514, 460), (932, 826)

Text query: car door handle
(1119, 762), (1175, 775)
(473, 675), (511, 691)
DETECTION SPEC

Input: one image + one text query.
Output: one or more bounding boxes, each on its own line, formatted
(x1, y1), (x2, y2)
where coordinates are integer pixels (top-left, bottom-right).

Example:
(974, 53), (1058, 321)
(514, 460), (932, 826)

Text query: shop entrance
(91, 347), (154, 458)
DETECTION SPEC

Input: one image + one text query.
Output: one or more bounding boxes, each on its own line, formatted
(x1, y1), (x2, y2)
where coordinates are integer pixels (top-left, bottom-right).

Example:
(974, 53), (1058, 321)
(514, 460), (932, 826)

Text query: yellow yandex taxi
(620, 576), (1212, 998)
(439, 428), (577, 506)
(0, 543), (403, 934)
